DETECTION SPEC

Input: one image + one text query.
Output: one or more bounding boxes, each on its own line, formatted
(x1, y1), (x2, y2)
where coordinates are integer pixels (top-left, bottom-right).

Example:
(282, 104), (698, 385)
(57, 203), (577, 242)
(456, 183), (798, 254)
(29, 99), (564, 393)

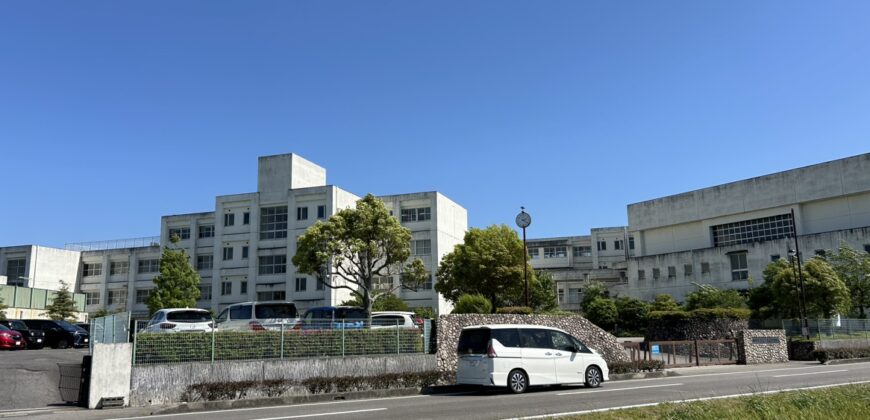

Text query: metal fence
(89, 312), (131, 352)
(132, 319), (426, 365)
(778, 318), (870, 341)
(622, 339), (738, 367)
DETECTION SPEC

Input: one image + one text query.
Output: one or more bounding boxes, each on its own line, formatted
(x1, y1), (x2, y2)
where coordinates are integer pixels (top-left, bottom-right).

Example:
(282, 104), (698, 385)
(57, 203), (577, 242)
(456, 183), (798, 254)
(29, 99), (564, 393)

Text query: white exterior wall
(0, 245), (80, 291)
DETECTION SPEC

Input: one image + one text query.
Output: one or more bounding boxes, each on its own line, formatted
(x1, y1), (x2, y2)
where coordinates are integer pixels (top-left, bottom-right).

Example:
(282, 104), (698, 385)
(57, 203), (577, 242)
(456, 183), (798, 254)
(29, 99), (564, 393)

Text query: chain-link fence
(779, 318), (870, 341)
(132, 319), (426, 365)
(89, 312), (131, 352)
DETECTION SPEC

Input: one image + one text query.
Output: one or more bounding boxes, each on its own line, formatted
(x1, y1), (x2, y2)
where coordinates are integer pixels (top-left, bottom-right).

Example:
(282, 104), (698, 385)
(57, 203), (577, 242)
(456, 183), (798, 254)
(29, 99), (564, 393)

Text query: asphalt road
(0, 348), (89, 411)
(16, 361), (870, 420)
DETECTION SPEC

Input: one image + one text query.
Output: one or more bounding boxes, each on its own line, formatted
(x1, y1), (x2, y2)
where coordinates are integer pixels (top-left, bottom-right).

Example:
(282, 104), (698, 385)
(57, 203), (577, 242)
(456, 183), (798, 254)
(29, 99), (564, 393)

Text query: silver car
(143, 308), (215, 333)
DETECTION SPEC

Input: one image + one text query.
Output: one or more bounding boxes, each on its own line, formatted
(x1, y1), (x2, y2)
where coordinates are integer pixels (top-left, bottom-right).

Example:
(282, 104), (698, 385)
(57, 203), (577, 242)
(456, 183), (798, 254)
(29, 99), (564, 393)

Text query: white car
(215, 301), (300, 331)
(371, 311), (424, 329)
(143, 308), (214, 333)
(456, 324), (609, 393)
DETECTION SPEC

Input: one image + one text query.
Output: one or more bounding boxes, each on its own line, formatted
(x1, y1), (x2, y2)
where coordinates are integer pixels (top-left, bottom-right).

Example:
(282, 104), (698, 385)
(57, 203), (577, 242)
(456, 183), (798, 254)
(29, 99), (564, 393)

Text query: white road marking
(252, 408), (386, 419)
(612, 364), (867, 384)
(773, 369), (848, 378)
(506, 380), (870, 419)
(108, 395), (425, 419)
(557, 383), (684, 396)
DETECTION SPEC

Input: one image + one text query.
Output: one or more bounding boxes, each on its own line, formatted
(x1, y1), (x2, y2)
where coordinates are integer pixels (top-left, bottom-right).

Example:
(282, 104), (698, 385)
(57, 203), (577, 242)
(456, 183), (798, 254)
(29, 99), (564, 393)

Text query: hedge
(648, 308), (751, 321)
(134, 328), (423, 364)
(496, 306), (533, 315)
(814, 347), (870, 364)
(608, 360), (665, 374)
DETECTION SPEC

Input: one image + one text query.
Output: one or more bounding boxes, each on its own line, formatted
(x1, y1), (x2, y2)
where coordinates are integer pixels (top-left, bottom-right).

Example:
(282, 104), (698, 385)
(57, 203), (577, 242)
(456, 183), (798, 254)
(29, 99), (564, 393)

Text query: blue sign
(651, 345), (660, 354)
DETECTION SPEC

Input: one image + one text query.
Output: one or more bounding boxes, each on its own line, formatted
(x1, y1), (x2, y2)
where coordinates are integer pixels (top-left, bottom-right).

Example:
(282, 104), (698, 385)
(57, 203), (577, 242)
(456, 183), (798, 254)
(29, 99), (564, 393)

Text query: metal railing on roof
(64, 236), (161, 252)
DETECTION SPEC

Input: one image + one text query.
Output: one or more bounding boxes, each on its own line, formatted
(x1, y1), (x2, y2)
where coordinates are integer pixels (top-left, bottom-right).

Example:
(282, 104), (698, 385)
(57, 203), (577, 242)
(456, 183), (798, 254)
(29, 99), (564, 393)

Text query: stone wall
(130, 354), (436, 407)
(436, 314), (628, 373)
(647, 317), (748, 341)
(737, 330), (788, 365)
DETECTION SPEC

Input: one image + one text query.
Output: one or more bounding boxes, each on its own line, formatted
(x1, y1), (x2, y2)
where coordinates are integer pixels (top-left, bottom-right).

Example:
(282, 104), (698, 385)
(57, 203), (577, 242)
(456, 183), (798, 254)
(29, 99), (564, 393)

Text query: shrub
(584, 297), (617, 330)
(814, 347), (870, 363)
(496, 306), (533, 315)
(608, 360), (665, 374)
(648, 308), (750, 322)
(451, 294), (492, 314)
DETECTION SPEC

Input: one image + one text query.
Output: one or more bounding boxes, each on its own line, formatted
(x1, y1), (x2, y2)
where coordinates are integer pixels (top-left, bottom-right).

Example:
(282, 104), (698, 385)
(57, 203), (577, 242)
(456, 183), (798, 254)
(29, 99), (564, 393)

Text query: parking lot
(0, 348), (88, 411)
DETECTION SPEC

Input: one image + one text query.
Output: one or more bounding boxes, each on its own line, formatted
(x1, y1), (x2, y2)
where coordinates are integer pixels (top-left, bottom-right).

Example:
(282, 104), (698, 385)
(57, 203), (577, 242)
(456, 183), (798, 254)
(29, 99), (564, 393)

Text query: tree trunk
(490, 294), (497, 314)
(363, 292), (373, 327)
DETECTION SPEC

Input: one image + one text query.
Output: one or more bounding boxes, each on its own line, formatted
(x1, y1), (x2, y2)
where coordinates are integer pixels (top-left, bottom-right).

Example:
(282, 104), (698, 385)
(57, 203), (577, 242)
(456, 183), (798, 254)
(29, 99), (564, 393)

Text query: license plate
(37, 339), (42, 343)
(15, 341), (21, 346)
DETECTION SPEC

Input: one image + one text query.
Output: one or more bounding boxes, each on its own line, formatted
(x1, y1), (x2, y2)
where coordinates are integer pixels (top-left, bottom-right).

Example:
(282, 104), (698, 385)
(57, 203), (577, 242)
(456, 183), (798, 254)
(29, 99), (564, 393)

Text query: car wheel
(508, 369), (529, 394)
(56, 339), (69, 349)
(585, 366), (602, 388)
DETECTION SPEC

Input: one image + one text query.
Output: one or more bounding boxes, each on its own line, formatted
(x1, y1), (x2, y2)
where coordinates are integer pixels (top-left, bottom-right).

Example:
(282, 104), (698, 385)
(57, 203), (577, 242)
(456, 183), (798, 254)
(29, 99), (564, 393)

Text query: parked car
(371, 311), (424, 329)
(143, 308), (215, 333)
(75, 323), (90, 333)
(0, 324), (26, 350)
(455, 324), (609, 394)
(215, 301), (299, 331)
(21, 319), (90, 349)
(297, 306), (367, 330)
(0, 319), (46, 349)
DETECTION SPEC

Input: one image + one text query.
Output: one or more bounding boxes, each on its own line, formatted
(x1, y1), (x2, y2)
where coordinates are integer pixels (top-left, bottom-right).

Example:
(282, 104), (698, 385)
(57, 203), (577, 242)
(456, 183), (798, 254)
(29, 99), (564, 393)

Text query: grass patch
(567, 383), (870, 419)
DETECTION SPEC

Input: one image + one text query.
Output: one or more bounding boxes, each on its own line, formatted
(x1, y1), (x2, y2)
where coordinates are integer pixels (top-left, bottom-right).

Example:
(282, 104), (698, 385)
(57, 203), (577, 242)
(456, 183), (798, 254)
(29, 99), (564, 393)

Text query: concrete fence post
(280, 323), (285, 359)
(210, 327), (216, 364)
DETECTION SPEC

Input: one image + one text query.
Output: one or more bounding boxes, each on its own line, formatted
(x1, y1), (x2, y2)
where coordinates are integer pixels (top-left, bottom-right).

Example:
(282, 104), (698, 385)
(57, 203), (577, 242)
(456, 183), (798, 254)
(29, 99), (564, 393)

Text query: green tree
(436, 225), (532, 312)
(585, 297), (617, 331)
(764, 258), (851, 318)
(146, 235), (201, 315)
(0, 295), (7, 321)
(340, 292), (411, 312)
(580, 281), (607, 314)
(528, 271), (558, 313)
(828, 243), (870, 318)
(293, 194), (427, 323)
(91, 309), (109, 318)
(614, 296), (650, 333)
(451, 294), (493, 314)
(44, 280), (78, 322)
(684, 283), (747, 310)
(650, 294), (681, 312)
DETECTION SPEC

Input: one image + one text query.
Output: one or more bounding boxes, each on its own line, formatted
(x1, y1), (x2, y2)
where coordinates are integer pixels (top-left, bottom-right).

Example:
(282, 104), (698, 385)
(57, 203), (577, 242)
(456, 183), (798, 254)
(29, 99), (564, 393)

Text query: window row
(637, 253), (748, 282)
(712, 213), (794, 247)
(82, 259), (159, 277)
(400, 207), (431, 223)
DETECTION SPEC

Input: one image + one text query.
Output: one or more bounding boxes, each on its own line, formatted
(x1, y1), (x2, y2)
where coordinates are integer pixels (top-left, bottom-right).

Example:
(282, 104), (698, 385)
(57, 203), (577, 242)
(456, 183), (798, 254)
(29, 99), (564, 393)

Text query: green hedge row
(135, 329), (423, 364)
(648, 308), (751, 321)
(814, 347), (870, 363)
(608, 360), (666, 374)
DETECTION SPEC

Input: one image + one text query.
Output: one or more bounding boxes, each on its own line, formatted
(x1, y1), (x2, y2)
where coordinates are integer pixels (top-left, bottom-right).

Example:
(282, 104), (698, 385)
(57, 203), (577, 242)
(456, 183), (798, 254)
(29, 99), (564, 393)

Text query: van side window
(519, 328), (552, 349)
(569, 336), (592, 353)
(230, 304), (252, 320)
(216, 309), (229, 323)
(492, 329), (520, 347)
(550, 331), (575, 352)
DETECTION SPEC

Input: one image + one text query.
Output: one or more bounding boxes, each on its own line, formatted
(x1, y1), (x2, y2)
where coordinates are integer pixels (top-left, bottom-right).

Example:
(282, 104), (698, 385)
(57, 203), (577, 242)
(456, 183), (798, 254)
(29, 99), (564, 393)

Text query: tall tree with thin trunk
(146, 235), (201, 315)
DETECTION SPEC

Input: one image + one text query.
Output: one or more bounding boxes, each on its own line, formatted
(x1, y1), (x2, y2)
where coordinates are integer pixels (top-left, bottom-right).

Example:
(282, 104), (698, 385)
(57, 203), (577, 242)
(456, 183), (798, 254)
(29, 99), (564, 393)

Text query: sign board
(751, 336), (781, 345)
(651, 344), (660, 354)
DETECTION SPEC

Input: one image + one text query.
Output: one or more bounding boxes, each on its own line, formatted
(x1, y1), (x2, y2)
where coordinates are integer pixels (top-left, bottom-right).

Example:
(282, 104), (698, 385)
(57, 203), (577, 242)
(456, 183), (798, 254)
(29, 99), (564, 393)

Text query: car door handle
(555, 352), (563, 356)
(545, 352), (553, 356)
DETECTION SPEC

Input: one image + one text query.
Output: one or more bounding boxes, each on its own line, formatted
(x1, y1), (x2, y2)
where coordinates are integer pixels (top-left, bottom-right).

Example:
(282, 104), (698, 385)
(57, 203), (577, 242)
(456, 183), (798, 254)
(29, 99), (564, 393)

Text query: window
(138, 259), (159, 274)
(83, 263), (103, 277)
(295, 277), (307, 292)
(815, 249), (827, 257)
(224, 213), (235, 227)
(243, 212), (250, 225)
(222, 247), (234, 261)
(261, 206), (288, 240)
(652, 268), (661, 280)
(241, 281), (248, 294)
(568, 288), (581, 303)
(316, 279), (324, 291)
(257, 291), (286, 301)
(557, 289), (564, 302)
(108, 289), (127, 306)
(198, 225), (214, 238)
(221, 281), (232, 296)
(135, 289), (150, 304)
(629, 236), (635, 250)
(258, 255), (287, 275)
(614, 240), (624, 250)
(85, 291), (100, 305)
(296, 206), (308, 221)
(242, 246), (249, 259)
(405, 273), (434, 290)
(730, 252), (749, 281)
(684, 264), (693, 276)
(519, 328), (552, 349)
(770, 254), (781, 262)
(169, 227), (190, 240)
(701, 262), (710, 274)
(712, 213), (794, 247)
(400, 207), (431, 222)
(229, 304), (251, 319)
(317, 205), (326, 219)
(636, 270), (644, 281)
(573, 246), (592, 257)
(597, 241), (607, 251)
(196, 255), (213, 270)
(373, 276), (392, 291)
(492, 329), (521, 348)
(544, 247), (567, 258)
(412, 239), (432, 255)
(110, 261), (129, 275)
(667, 266), (676, 279)
(199, 284), (212, 300)
(864, 244), (870, 254)
(5, 258), (26, 286)
(528, 248), (539, 259)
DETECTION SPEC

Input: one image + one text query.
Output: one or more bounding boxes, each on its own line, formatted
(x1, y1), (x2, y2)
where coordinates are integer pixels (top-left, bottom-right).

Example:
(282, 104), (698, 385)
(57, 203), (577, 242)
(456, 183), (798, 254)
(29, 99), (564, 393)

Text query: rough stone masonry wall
(436, 314), (629, 373)
(647, 318), (749, 341)
(738, 329), (788, 365)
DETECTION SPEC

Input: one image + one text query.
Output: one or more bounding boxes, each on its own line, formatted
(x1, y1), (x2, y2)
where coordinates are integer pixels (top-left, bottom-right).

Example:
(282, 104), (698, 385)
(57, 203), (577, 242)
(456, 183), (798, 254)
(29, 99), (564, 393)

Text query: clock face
(516, 212), (531, 228)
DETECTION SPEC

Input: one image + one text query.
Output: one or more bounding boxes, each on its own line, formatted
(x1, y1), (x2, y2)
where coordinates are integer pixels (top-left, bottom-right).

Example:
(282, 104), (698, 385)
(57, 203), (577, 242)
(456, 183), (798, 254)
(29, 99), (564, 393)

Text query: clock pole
(516, 207), (532, 307)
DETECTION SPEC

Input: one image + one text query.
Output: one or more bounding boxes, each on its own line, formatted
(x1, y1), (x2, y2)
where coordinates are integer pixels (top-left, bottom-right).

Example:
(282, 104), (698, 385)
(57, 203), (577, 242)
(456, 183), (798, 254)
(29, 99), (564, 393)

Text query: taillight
(292, 322), (302, 330)
(160, 323), (176, 329)
(413, 316), (424, 328)
(487, 340), (497, 358)
(249, 321), (266, 331)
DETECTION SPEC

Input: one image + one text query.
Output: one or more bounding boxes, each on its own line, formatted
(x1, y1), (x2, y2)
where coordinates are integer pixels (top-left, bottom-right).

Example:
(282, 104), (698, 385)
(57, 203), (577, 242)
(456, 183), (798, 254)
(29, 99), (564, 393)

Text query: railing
(132, 319), (426, 365)
(622, 339), (738, 367)
(779, 318), (870, 341)
(65, 236), (161, 251)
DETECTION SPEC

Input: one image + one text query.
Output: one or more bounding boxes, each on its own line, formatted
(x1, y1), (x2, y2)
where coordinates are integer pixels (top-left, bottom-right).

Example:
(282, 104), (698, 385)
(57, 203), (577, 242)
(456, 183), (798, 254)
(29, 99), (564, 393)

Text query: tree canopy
(827, 243), (870, 318)
(451, 294), (493, 314)
(146, 235), (201, 315)
(650, 294), (681, 312)
(580, 281), (607, 314)
(0, 295), (8, 321)
(341, 292), (411, 312)
(45, 280), (78, 322)
(684, 283), (747, 310)
(754, 258), (851, 319)
(293, 194), (427, 321)
(584, 297), (617, 331)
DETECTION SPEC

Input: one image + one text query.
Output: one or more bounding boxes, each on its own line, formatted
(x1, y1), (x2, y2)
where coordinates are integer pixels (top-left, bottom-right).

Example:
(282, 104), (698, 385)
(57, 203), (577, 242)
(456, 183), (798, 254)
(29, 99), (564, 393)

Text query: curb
(821, 357), (870, 366)
(610, 371), (680, 381)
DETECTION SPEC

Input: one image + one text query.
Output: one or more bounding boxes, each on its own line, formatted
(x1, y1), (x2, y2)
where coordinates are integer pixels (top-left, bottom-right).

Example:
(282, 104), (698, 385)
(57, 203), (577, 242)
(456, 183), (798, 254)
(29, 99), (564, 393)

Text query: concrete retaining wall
(90, 343), (133, 408)
(130, 354), (436, 406)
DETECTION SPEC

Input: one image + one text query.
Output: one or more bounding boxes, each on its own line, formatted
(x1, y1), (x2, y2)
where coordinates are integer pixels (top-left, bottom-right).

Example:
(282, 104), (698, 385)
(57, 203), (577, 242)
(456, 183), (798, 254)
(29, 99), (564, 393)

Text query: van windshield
(457, 328), (491, 355)
(255, 303), (297, 319)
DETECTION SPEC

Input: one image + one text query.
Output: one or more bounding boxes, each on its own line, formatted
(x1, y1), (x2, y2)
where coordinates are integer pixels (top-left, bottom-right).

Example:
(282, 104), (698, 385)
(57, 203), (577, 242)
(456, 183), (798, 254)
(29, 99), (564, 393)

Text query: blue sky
(1, 1), (869, 248)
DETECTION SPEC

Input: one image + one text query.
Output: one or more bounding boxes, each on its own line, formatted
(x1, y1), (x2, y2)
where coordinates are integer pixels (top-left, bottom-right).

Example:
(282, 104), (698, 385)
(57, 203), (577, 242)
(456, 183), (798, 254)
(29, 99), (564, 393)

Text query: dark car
(75, 323), (90, 333)
(21, 319), (89, 349)
(0, 320), (46, 349)
(0, 324), (25, 350)
(297, 306), (368, 330)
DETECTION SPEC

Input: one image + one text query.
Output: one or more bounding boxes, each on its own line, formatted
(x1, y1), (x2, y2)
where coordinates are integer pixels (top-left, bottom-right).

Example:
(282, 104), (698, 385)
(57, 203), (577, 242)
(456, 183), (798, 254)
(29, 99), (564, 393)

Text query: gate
(623, 339), (738, 367)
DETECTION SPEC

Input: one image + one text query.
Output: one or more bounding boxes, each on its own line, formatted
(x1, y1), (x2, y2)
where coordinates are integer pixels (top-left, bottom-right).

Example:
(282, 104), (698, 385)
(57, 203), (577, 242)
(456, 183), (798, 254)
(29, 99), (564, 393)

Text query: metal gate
(57, 356), (91, 407)
(623, 339), (738, 367)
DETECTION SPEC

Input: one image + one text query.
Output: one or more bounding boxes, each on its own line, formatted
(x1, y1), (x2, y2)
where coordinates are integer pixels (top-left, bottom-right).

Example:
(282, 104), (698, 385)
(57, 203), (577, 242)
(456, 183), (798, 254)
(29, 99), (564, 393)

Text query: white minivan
(215, 301), (299, 331)
(456, 324), (609, 393)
